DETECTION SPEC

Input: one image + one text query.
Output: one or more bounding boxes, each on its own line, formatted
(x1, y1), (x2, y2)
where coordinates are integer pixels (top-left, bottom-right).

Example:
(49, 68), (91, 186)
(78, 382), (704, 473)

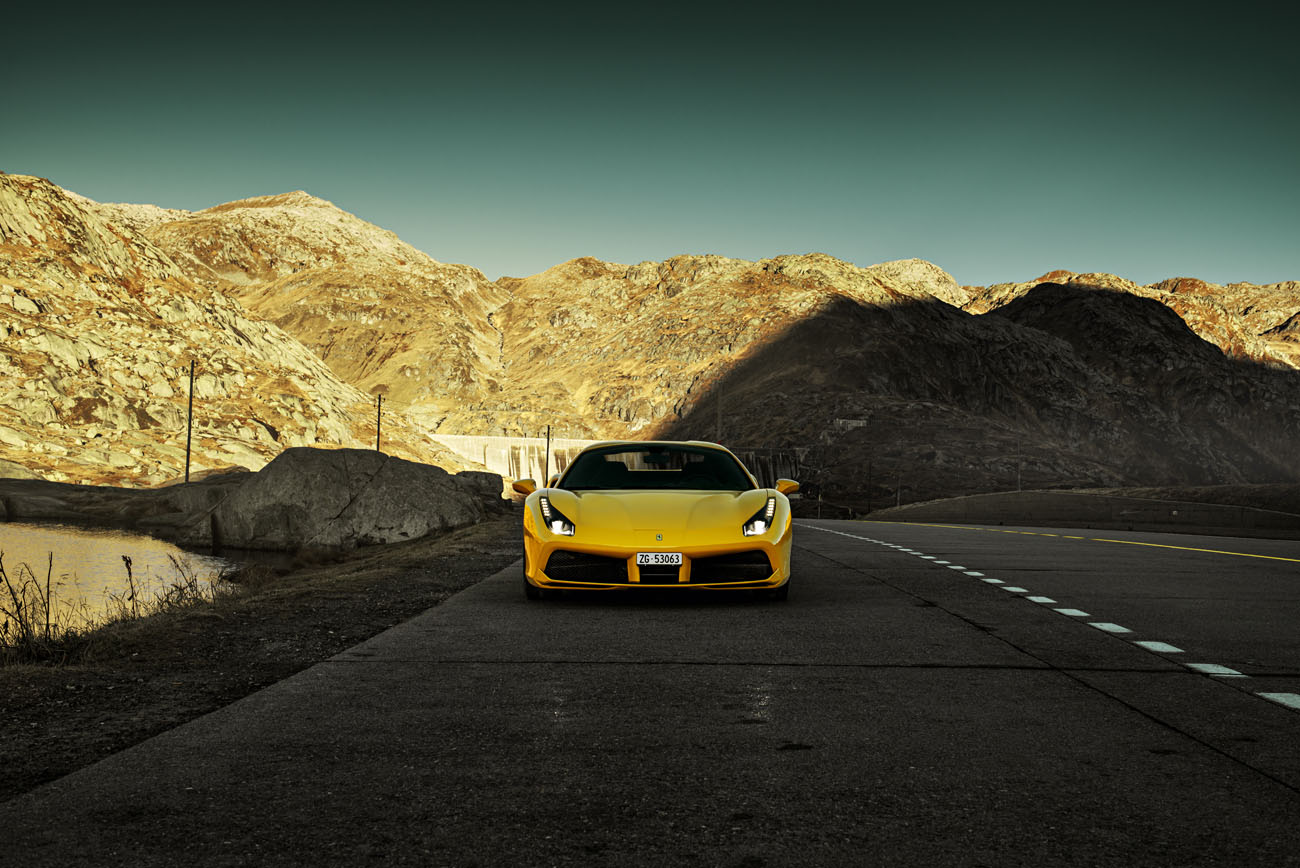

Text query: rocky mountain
(449, 253), (1300, 507)
(408, 253), (972, 439)
(123, 190), (507, 433)
(0, 173), (470, 486)
(965, 270), (1300, 369)
(4, 173), (1298, 509)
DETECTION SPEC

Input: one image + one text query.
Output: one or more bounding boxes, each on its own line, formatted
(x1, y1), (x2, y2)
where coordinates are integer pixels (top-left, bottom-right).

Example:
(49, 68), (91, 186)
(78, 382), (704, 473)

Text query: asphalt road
(3, 519), (1298, 866)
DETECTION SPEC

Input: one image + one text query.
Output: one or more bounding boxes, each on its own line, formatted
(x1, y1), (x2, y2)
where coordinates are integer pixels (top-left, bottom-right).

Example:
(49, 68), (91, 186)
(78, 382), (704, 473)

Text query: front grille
(544, 550), (628, 583)
(637, 564), (683, 584)
(690, 551), (773, 583)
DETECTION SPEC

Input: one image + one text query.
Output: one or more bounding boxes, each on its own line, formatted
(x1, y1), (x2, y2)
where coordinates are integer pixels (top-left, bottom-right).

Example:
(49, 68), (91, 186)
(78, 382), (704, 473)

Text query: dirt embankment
(863, 484), (1300, 538)
(0, 513), (520, 804)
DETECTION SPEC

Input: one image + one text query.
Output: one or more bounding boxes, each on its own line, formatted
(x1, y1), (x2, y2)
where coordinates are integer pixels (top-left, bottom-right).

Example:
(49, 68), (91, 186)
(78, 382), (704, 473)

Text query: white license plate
(636, 552), (682, 566)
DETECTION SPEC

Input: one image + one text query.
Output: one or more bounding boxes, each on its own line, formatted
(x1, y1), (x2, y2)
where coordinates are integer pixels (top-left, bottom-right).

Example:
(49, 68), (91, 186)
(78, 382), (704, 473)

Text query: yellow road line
(853, 520), (1299, 563)
(1089, 538), (1300, 563)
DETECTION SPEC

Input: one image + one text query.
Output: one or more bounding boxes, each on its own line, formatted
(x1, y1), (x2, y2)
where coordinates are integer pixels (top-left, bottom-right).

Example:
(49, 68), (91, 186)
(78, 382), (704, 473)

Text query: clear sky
(5, 2), (1296, 286)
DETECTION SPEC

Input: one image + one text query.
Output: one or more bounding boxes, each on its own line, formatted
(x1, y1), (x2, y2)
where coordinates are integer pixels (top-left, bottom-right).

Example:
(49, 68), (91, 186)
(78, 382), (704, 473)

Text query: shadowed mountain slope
(965, 270), (1300, 369)
(455, 253), (969, 438)
(660, 284), (1300, 508)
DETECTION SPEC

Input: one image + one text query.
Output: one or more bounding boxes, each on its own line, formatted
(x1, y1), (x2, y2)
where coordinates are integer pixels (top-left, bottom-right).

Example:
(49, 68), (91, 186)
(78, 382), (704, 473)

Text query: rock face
(130, 190), (508, 433)
(0, 174), (474, 486)
(0, 458), (41, 480)
(173, 448), (500, 551)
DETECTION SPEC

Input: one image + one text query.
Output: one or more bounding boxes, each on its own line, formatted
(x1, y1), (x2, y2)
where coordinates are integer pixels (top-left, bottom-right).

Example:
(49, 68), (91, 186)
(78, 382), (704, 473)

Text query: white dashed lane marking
(1134, 641), (1184, 653)
(798, 522), (1300, 714)
(1185, 663), (1246, 678)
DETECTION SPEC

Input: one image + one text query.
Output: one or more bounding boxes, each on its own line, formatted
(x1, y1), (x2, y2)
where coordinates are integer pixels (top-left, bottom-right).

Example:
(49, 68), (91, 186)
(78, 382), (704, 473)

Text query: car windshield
(559, 445), (756, 491)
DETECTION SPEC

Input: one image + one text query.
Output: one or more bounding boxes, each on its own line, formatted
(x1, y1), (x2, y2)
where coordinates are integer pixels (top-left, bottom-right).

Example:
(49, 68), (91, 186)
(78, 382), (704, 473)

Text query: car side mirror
(775, 479), (800, 495)
(512, 479), (537, 496)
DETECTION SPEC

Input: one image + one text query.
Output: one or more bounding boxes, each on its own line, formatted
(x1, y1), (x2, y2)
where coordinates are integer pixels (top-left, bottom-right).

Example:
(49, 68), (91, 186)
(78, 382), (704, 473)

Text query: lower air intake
(544, 551), (628, 583)
(637, 564), (682, 584)
(689, 551), (773, 583)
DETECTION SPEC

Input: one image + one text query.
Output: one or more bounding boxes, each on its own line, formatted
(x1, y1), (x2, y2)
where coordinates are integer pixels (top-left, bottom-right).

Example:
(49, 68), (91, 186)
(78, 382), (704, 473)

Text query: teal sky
(5, 2), (1297, 286)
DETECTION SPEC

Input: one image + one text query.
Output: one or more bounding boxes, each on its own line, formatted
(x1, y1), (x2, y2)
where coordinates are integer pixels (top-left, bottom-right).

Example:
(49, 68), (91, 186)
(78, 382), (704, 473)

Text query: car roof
(580, 440), (733, 452)
(562, 440), (759, 488)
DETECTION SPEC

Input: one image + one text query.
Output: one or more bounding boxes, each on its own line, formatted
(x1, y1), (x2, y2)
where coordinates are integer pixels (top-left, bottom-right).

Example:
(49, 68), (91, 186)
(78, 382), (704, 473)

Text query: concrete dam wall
(429, 436), (804, 489)
(428, 435), (597, 485)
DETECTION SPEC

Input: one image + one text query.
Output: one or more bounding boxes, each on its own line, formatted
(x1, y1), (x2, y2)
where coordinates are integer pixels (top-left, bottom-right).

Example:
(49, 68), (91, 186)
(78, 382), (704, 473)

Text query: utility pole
(184, 360), (194, 483)
(376, 394), (383, 452)
(544, 424), (551, 483)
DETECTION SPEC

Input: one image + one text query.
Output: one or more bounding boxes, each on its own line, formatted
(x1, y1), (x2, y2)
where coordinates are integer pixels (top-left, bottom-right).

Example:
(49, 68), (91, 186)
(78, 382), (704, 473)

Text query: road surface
(2, 519), (1298, 866)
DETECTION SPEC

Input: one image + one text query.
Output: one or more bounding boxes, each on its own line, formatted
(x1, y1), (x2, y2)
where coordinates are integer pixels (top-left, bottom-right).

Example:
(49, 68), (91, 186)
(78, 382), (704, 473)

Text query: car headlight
(742, 496), (777, 536)
(539, 495), (575, 536)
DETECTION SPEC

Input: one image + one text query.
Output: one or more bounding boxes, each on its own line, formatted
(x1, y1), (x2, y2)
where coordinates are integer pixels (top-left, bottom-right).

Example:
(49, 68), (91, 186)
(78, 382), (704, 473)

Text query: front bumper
(523, 536), (792, 591)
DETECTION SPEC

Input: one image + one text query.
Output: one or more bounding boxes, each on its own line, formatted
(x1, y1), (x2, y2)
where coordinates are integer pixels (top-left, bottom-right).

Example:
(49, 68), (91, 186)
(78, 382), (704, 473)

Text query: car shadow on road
(532, 589), (789, 608)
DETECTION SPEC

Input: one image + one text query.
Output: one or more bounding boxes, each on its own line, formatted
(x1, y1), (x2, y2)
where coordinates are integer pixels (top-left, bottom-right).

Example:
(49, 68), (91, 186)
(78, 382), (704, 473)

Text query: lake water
(0, 522), (232, 628)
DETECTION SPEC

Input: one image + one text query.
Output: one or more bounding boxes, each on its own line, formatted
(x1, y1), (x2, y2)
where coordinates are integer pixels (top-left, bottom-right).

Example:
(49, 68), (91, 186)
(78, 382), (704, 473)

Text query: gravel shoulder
(0, 511), (520, 804)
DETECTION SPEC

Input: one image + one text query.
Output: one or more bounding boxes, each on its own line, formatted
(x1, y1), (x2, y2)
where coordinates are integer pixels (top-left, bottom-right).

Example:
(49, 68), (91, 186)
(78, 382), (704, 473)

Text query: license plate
(636, 552), (682, 566)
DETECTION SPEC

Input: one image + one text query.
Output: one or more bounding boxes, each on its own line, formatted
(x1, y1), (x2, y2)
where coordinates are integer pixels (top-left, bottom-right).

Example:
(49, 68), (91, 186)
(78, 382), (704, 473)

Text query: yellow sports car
(512, 440), (798, 600)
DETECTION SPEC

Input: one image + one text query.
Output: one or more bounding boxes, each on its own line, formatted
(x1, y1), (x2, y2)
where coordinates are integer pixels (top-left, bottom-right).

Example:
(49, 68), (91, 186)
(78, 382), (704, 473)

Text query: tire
(523, 544), (542, 600)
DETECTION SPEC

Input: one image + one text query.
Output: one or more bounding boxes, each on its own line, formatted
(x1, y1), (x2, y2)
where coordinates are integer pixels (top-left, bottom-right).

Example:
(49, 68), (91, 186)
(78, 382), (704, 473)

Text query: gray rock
(175, 447), (501, 551)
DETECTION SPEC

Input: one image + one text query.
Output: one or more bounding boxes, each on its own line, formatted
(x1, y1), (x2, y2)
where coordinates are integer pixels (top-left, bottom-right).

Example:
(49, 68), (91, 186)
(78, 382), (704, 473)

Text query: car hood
(547, 488), (771, 545)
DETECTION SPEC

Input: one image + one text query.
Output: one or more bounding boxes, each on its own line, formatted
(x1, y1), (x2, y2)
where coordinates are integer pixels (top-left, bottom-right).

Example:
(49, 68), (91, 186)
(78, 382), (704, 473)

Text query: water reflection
(0, 522), (231, 627)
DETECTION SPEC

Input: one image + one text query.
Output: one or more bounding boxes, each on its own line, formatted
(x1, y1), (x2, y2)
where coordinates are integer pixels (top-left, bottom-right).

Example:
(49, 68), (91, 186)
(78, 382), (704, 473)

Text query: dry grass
(0, 549), (253, 666)
(0, 552), (84, 663)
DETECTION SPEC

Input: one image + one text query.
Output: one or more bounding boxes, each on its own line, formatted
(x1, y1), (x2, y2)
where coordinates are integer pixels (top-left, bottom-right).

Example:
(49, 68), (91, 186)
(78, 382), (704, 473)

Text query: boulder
(174, 447), (502, 551)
